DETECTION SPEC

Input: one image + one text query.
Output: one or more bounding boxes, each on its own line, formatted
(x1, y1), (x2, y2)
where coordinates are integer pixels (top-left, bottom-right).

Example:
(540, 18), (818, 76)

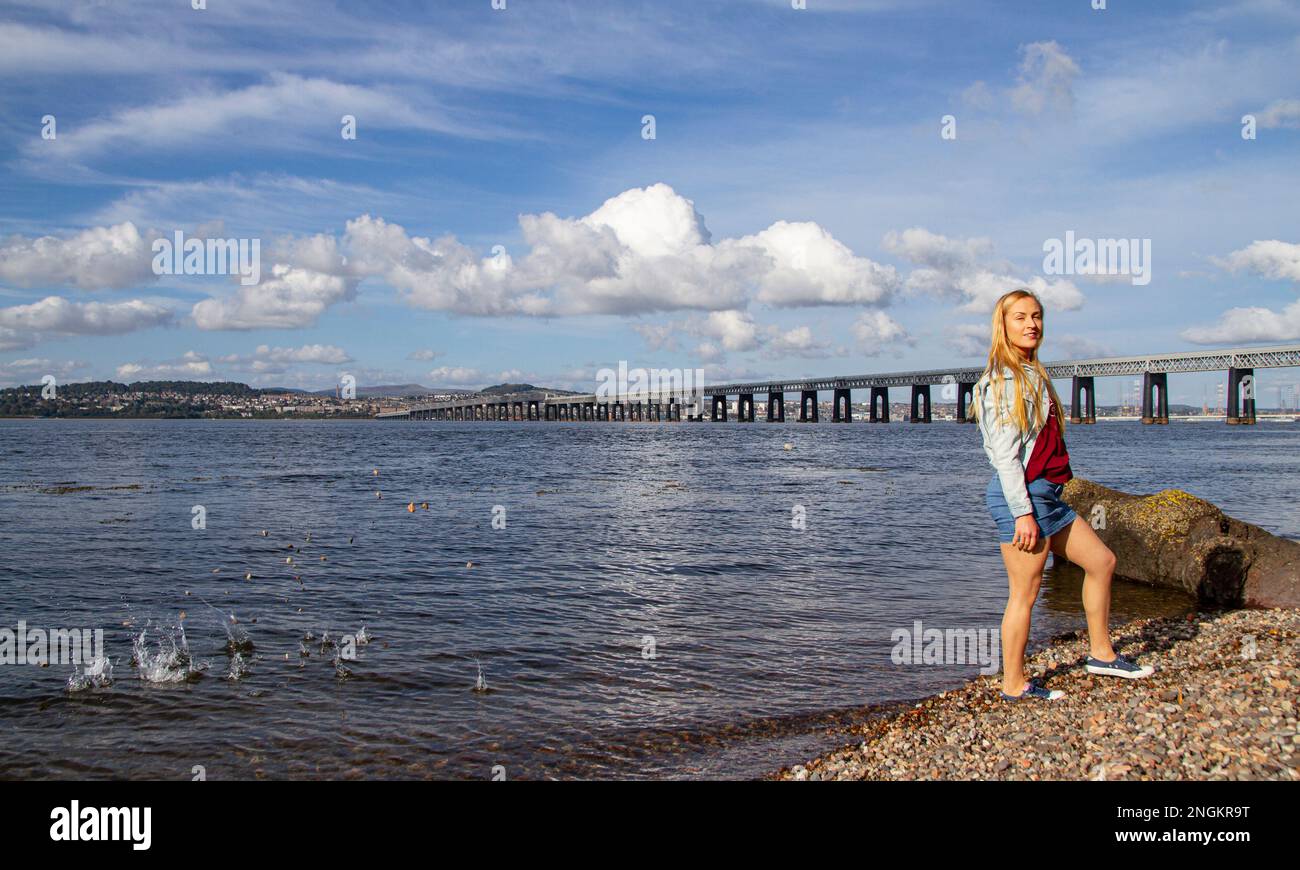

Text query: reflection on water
(1, 417), (1295, 779)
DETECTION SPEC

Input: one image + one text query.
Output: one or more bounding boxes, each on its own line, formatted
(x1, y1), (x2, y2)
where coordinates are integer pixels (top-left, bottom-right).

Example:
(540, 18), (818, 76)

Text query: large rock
(1061, 478), (1300, 609)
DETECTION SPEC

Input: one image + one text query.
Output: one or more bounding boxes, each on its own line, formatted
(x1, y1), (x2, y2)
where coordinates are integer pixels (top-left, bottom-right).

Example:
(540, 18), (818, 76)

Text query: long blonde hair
(971, 288), (1066, 436)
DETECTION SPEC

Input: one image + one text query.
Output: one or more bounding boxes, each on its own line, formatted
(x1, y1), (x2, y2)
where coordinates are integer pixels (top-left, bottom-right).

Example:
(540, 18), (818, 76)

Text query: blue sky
(2, 0), (1299, 406)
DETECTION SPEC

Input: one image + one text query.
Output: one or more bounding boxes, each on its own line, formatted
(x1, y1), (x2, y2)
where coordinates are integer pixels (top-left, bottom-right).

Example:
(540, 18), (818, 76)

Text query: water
(1, 417), (1296, 780)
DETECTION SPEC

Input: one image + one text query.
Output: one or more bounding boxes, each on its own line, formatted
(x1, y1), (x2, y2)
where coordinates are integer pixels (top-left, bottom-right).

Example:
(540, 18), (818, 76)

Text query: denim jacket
(975, 362), (1048, 518)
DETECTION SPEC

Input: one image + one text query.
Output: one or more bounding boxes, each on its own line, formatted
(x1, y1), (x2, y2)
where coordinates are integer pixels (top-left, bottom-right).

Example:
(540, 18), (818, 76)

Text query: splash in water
(131, 625), (207, 683)
(226, 651), (250, 681)
(473, 660), (490, 694)
(67, 656), (114, 693)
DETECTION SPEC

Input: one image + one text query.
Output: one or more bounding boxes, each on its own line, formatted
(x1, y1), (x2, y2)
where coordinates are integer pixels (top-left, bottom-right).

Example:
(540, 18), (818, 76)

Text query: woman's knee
(1092, 546), (1117, 577)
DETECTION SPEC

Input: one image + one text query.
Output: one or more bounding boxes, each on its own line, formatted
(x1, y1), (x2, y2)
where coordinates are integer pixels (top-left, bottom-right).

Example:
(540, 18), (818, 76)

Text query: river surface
(1, 417), (1296, 779)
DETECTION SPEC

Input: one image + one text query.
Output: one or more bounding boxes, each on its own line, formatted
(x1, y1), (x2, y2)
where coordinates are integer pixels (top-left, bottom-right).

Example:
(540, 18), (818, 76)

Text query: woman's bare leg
(998, 538), (1050, 694)
(1049, 516), (1119, 660)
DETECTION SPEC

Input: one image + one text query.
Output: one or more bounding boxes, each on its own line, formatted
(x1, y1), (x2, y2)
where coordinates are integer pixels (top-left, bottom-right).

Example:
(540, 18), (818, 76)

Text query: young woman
(973, 288), (1155, 701)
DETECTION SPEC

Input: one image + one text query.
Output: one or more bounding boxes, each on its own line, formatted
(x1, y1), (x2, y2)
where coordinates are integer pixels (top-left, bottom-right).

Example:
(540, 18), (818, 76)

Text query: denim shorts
(985, 474), (1078, 543)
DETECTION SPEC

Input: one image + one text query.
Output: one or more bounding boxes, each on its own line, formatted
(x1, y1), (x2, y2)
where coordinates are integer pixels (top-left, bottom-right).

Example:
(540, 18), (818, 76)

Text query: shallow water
(1, 417), (1295, 779)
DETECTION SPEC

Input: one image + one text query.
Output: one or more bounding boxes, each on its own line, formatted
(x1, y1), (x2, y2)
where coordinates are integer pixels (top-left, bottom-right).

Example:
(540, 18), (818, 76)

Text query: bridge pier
(799, 390), (818, 422)
(767, 391), (784, 422)
(1141, 372), (1169, 424)
(910, 384), (931, 423)
(738, 393), (755, 422)
(869, 386), (889, 422)
(667, 399), (680, 421)
(1227, 367), (1256, 424)
(711, 395), (729, 422)
(956, 381), (976, 422)
(832, 388), (851, 422)
(648, 402), (662, 422)
(1070, 376), (1096, 423)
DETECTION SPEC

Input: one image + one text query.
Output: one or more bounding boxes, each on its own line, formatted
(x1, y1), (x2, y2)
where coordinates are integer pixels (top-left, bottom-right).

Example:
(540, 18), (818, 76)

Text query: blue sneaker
(1000, 678), (1064, 701)
(1085, 652), (1154, 679)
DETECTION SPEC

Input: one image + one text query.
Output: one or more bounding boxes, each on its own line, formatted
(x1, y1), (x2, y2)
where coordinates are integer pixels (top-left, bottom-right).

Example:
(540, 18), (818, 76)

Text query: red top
(1025, 398), (1072, 484)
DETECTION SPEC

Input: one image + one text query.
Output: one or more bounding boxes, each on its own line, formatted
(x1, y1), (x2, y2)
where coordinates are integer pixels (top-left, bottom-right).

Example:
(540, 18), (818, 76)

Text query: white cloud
(1180, 298), (1300, 344)
(0, 357), (89, 387)
(1187, 239), (1300, 343)
(1215, 240), (1300, 282)
(406, 349), (443, 361)
(342, 184), (897, 317)
(945, 323), (992, 358)
(427, 366), (484, 388)
(1257, 98), (1300, 129)
(0, 295), (172, 334)
(740, 221), (898, 307)
(191, 265), (358, 330)
(31, 74), (496, 165)
(218, 343), (354, 373)
(851, 310), (912, 352)
(1010, 41), (1080, 116)
(116, 351), (213, 381)
(885, 227), (1085, 313)
(0, 222), (156, 290)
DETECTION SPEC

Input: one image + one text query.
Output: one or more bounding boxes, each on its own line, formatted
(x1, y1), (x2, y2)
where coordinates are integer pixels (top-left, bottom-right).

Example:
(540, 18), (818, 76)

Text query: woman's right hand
(1012, 513), (1041, 551)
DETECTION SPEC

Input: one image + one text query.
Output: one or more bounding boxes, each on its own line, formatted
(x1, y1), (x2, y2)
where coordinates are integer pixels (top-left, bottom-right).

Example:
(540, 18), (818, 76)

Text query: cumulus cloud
(739, 221), (898, 307)
(191, 264), (358, 330)
(337, 184), (897, 317)
(1180, 299), (1300, 344)
(1185, 240), (1300, 343)
(674, 310), (845, 362)
(0, 222), (156, 290)
(945, 323), (993, 358)
(20, 184), (899, 330)
(1214, 240), (1300, 282)
(406, 349), (443, 361)
(218, 343), (354, 373)
(116, 351), (213, 381)
(0, 357), (89, 387)
(851, 310), (912, 352)
(884, 227), (1085, 313)
(427, 366), (484, 388)
(0, 295), (173, 334)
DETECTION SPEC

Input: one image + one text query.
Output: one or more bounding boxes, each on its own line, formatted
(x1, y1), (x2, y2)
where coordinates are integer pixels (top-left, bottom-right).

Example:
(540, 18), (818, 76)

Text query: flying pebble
(407, 502), (415, 513)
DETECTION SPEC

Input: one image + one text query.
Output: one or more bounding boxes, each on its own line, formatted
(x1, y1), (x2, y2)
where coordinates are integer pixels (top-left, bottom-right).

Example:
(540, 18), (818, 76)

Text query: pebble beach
(776, 608), (1299, 781)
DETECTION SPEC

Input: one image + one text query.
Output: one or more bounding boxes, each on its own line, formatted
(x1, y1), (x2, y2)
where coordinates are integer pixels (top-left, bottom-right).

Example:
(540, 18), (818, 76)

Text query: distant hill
(479, 383), (582, 396)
